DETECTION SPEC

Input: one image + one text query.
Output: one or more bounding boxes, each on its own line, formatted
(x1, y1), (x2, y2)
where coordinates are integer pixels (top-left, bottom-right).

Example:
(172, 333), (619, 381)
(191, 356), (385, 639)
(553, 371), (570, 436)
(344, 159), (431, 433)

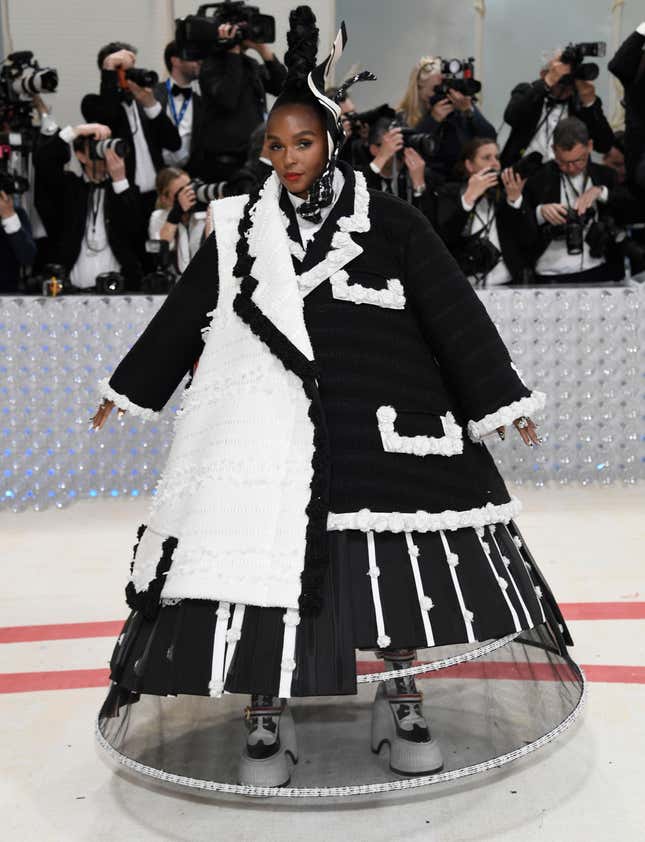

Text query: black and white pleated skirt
(106, 519), (571, 699)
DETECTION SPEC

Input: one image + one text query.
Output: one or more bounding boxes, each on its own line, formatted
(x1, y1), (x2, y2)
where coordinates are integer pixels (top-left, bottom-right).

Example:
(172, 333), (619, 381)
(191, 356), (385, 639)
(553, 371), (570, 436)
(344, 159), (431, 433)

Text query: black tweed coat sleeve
(402, 207), (531, 427)
(106, 234), (219, 412)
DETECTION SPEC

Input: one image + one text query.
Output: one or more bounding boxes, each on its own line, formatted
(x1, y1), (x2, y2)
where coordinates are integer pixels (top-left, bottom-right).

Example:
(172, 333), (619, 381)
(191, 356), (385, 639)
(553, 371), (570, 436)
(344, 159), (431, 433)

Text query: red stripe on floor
(0, 621), (124, 644)
(1, 602), (643, 644)
(0, 668), (110, 694)
(1, 663), (644, 694)
(559, 602), (645, 620)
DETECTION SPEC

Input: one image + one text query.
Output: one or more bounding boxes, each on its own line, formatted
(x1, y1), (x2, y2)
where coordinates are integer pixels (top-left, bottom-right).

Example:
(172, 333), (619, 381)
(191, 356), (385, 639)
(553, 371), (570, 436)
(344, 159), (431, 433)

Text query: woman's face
(418, 71), (442, 103)
(466, 143), (500, 175)
(161, 173), (190, 208)
(266, 104), (328, 198)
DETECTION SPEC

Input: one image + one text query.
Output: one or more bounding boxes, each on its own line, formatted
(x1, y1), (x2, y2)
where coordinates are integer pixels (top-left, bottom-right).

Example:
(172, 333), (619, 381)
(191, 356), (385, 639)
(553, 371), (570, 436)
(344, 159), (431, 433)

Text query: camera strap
(166, 79), (191, 127)
(561, 172), (589, 210)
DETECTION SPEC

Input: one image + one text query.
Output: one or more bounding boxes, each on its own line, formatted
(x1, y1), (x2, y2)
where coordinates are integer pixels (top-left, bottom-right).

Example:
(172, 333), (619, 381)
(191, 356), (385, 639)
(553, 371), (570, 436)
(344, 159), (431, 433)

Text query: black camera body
(431, 57), (482, 103)
(559, 41), (606, 84)
(550, 207), (595, 255)
(142, 239), (178, 293)
(458, 234), (502, 279)
(0, 166), (30, 195)
(0, 52), (58, 133)
(121, 67), (159, 89)
(176, 2), (276, 60)
(96, 271), (126, 295)
(389, 118), (436, 160)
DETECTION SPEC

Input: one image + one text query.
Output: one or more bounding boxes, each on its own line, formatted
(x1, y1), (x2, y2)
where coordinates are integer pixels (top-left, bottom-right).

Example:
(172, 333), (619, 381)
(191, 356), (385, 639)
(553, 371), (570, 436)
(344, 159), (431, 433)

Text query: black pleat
(107, 522), (565, 699)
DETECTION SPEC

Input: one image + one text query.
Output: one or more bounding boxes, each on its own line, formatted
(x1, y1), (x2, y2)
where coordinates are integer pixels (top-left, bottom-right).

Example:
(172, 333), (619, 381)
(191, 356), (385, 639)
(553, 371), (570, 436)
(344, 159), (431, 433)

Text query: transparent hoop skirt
(97, 522), (585, 798)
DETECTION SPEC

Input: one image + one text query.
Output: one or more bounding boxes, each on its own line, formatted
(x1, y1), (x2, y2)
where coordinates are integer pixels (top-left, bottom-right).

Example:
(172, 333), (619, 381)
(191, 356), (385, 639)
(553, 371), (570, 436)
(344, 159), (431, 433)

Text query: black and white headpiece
(272, 8), (375, 222)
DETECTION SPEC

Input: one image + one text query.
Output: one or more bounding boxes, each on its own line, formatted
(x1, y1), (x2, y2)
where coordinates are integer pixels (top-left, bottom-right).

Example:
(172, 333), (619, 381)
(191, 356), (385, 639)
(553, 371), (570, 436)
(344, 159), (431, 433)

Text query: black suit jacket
(524, 160), (631, 263)
(436, 181), (537, 282)
(608, 29), (645, 194)
(81, 71), (181, 188)
(501, 80), (615, 167)
(34, 132), (144, 288)
(153, 80), (204, 176)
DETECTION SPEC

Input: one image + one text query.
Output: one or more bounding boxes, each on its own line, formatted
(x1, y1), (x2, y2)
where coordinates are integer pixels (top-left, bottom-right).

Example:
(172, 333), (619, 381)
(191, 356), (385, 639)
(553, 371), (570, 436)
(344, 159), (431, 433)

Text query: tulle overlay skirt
(97, 520), (585, 796)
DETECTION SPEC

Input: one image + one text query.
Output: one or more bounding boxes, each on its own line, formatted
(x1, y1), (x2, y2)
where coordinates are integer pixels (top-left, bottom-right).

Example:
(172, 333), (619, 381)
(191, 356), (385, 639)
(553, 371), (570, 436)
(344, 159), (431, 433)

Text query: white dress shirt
(461, 193), (523, 286)
(535, 171), (607, 276)
(162, 77), (194, 169)
(148, 207), (206, 273)
(69, 176), (129, 289)
(122, 101), (159, 194)
(524, 100), (568, 162)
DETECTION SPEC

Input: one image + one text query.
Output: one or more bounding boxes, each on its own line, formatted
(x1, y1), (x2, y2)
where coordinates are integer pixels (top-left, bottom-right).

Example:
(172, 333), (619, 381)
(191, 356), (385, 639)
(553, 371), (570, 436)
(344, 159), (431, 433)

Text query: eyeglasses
(556, 154), (588, 167)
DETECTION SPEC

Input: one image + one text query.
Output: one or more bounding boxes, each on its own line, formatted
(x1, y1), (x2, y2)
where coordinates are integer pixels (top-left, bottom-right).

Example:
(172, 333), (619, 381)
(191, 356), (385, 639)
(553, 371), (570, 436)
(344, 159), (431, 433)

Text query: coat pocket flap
(376, 406), (463, 457)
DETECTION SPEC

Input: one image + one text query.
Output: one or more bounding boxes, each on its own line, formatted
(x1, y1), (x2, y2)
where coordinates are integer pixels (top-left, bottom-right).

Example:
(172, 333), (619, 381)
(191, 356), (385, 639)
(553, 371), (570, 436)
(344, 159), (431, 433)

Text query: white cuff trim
(467, 391), (547, 442)
(377, 406), (463, 456)
(327, 498), (522, 533)
(98, 378), (161, 421)
(111, 178), (129, 194)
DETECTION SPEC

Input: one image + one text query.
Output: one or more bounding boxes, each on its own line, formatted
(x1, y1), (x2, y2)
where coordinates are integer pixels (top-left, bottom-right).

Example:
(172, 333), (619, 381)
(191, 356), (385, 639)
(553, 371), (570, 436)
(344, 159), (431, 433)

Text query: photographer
(81, 42), (181, 217)
(398, 56), (497, 181)
(0, 189), (36, 292)
(190, 21), (286, 183)
(608, 23), (645, 196)
(525, 117), (629, 284)
(149, 167), (206, 273)
(34, 122), (143, 290)
(155, 41), (203, 171)
(501, 47), (614, 167)
(436, 138), (537, 286)
(364, 117), (438, 224)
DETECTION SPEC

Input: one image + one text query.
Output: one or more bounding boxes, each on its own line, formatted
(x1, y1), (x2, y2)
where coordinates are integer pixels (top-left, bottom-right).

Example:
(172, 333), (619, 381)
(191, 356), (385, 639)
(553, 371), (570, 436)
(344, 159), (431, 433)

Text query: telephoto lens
(565, 213), (584, 255)
(192, 180), (218, 204)
(89, 138), (127, 160)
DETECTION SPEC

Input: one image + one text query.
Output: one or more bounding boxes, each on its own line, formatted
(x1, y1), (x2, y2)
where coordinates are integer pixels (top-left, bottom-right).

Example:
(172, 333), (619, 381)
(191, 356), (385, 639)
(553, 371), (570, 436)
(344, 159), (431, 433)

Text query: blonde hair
(155, 166), (187, 208)
(397, 55), (442, 128)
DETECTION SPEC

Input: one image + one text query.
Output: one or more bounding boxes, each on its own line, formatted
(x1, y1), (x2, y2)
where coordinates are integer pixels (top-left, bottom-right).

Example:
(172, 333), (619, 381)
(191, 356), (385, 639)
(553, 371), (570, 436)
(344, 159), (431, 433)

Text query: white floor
(1, 484), (644, 842)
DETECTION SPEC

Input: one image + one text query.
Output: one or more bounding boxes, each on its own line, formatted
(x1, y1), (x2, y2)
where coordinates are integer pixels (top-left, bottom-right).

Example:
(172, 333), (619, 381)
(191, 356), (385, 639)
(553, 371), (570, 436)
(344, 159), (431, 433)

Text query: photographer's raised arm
(94, 234), (220, 426)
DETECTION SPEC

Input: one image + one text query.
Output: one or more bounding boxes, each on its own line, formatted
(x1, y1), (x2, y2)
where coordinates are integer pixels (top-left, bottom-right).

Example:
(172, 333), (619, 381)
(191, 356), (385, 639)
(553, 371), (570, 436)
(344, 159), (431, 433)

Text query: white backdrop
(1, 0), (334, 129)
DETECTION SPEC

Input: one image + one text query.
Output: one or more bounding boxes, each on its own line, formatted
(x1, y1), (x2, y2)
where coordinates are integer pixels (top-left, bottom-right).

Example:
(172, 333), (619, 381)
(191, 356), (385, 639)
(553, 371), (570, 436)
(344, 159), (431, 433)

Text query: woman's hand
(497, 416), (541, 446)
(463, 168), (498, 206)
(104, 148), (126, 183)
(403, 146), (427, 190)
(430, 98), (453, 123)
(90, 399), (125, 431)
(501, 168), (525, 203)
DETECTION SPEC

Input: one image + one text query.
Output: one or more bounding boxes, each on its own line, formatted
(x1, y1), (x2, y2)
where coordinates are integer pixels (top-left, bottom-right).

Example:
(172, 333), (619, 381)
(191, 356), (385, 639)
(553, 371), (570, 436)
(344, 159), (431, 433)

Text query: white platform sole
(238, 705), (298, 787)
(371, 685), (444, 775)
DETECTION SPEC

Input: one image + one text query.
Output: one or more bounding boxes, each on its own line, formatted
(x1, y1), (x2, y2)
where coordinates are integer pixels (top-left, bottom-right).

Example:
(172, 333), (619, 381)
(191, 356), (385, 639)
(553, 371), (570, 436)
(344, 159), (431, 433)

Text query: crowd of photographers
(1, 4), (644, 295)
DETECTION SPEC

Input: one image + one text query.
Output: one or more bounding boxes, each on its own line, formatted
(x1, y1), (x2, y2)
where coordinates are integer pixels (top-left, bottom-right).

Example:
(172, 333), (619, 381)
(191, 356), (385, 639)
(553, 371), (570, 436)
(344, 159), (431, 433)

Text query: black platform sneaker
(371, 655), (444, 775)
(238, 695), (298, 787)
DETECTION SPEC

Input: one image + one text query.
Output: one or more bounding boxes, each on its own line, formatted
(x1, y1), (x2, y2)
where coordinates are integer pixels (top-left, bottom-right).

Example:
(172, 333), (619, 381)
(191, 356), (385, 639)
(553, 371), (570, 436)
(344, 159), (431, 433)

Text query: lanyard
(166, 79), (191, 127)
(561, 172), (589, 209)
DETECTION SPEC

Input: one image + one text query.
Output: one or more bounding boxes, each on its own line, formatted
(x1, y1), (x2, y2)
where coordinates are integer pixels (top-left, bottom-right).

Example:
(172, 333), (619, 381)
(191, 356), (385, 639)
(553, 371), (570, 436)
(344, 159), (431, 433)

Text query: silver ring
(516, 416), (529, 429)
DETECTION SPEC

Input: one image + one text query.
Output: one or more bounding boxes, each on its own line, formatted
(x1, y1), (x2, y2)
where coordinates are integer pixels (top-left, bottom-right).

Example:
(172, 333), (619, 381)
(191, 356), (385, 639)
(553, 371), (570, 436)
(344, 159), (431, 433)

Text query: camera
(431, 57), (482, 103)
(176, 2), (276, 60)
(585, 216), (625, 259)
(96, 271), (126, 295)
(72, 136), (128, 160)
(483, 151), (544, 200)
(559, 41), (607, 84)
(142, 239), (177, 293)
(389, 119), (436, 160)
(38, 263), (68, 297)
(458, 235), (502, 279)
(117, 67), (159, 90)
(1, 51), (58, 99)
(191, 178), (218, 204)
(550, 207), (595, 255)
(0, 165), (30, 195)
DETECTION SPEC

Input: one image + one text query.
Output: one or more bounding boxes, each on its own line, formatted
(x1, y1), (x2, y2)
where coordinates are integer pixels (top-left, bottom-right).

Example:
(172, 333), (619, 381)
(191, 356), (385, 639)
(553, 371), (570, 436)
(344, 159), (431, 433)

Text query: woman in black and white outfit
(92, 8), (581, 793)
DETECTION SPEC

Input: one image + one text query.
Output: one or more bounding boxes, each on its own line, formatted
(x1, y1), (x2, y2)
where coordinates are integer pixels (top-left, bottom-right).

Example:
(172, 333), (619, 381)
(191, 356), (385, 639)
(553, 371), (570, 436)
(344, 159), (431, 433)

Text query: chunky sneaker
(371, 652), (444, 775)
(238, 695), (298, 787)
